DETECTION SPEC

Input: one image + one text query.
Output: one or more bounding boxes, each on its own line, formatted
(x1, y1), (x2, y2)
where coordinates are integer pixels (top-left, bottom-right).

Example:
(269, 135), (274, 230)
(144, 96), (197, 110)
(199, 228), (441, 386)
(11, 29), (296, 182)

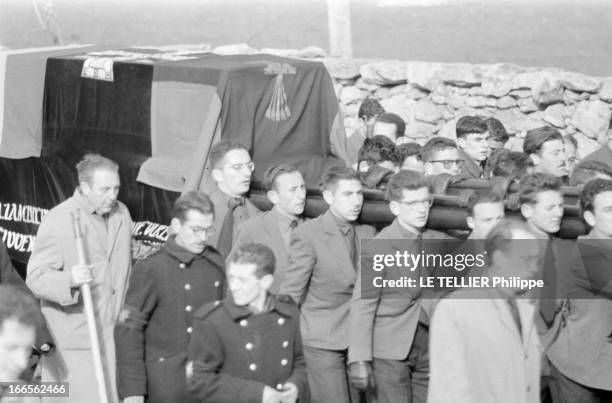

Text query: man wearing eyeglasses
(421, 137), (464, 177)
(348, 170), (448, 403)
(208, 139), (261, 257)
(455, 116), (490, 179)
(115, 191), (225, 403)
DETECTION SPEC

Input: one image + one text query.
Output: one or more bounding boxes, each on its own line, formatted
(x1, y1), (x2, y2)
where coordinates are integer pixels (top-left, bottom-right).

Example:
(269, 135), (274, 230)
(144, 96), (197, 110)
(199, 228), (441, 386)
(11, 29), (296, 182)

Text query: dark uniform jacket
(187, 295), (309, 403)
(114, 236), (225, 403)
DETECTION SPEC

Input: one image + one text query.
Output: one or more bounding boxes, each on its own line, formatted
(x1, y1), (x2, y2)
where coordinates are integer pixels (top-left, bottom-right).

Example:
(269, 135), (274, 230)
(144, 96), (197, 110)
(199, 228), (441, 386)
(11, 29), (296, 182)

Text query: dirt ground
(1, 0), (612, 76)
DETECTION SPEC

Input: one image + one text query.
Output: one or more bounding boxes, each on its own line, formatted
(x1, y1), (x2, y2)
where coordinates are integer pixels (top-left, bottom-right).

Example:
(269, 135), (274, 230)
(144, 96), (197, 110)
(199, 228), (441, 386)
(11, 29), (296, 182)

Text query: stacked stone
(325, 58), (612, 159)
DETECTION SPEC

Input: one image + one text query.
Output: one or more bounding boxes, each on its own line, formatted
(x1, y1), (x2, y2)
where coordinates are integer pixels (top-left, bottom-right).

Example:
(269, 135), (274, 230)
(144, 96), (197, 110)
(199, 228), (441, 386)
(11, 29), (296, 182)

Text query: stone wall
(323, 57), (612, 159)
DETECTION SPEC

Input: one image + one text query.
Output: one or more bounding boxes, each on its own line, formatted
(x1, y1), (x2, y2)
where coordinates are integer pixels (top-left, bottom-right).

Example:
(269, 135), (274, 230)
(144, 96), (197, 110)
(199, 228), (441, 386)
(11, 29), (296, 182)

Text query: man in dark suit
(115, 191), (225, 403)
(348, 170), (448, 403)
(188, 243), (308, 403)
(231, 164), (306, 294)
(455, 116), (489, 179)
(279, 166), (376, 403)
(547, 179), (612, 402)
(208, 139), (261, 256)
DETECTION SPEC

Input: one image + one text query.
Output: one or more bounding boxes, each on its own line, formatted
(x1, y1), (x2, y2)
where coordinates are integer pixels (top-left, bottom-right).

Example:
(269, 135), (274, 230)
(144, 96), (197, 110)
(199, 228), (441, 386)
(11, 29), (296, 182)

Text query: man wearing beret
(187, 243), (308, 403)
(115, 191), (225, 403)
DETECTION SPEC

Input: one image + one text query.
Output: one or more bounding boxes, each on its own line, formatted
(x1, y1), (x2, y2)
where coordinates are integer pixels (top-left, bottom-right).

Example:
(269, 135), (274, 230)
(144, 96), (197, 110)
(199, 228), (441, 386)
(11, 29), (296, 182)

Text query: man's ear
(466, 216), (475, 231)
(520, 203), (533, 220)
(170, 217), (182, 234)
(529, 153), (540, 168)
(583, 210), (596, 228)
(424, 162), (434, 176)
(456, 137), (467, 150)
(267, 190), (279, 205)
(211, 168), (223, 184)
(80, 181), (91, 196)
(389, 200), (401, 217)
(322, 189), (334, 205)
(358, 161), (370, 173)
(260, 274), (274, 291)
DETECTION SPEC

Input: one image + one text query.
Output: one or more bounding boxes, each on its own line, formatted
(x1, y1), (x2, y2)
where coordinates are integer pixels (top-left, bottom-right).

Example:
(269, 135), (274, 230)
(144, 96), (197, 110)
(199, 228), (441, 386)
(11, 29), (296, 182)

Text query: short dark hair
(488, 149), (533, 181)
(375, 113), (406, 139)
(321, 166), (361, 193)
(229, 243), (276, 277)
(570, 160), (612, 186)
(358, 98), (385, 121)
(456, 116), (488, 139)
(579, 178), (612, 220)
(523, 126), (563, 156)
(358, 135), (400, 167)
(209, 139), (249, 169)
(385, 170), (429, 202)
(467, 191), (504, 217)
(263, 164), (301, 191)
(397, 142), (422, 165)
(76, 154), (119, 184)
(0, 285), (43, 332)
(485, 117), (509, 144)
(172, 191), (214, 221)
(421, 137), (458, 163)
(484, 219), (534, 264)
(518, 172), (562, 205)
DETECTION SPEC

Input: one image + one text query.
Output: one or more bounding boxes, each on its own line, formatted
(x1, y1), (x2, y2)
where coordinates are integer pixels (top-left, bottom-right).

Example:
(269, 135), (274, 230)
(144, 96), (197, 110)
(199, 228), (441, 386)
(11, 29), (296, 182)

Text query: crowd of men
(1, 96), (612, 403)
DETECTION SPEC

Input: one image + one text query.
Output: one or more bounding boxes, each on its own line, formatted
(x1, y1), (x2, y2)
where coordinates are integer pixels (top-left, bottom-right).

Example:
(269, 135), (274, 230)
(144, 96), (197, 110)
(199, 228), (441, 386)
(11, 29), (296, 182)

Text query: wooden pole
(71, 211), (109, 403)
(326, 0), (353, 58)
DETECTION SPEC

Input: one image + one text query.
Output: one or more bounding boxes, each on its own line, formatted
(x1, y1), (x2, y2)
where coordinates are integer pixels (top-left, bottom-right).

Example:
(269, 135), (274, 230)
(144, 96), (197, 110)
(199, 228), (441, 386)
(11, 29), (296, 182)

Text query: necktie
(508, 299), (522, 338)
(217, 197), (244, 257)
(289, 219), (298, 230)
(347, 225), (358, 270)
(540, 240), (557, 326)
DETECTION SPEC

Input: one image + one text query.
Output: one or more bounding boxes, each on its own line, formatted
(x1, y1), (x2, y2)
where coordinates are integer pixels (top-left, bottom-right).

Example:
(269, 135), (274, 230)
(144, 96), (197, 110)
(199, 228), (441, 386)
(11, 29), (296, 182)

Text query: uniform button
(281, 359), (288, 366)
(240, 319), (248, 327)
(187, 327), (193, 333)
(179, 263), (186, 269)
(186, 305), (192, 312)
(214, 281), (220, 287)
(245, 342), (253, 350)
(249, 363), (257, 371)
(282, 341), (289, 348)
(214, 301), (220, 306)
(276, 384), (283, 391)
(185, 283), (191, 290)
(278, 318), (285, 325)
(158, 357), (165, 362)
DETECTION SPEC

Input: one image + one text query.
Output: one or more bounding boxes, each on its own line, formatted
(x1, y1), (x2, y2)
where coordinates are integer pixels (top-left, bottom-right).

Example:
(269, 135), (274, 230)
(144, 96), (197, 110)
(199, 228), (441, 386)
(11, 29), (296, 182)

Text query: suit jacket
(208, 189), (261, 251)
(547, 234), (612, 390)
(232, 208), (301, 294)
(458, 148), (484, 179)
(349, 220), (449, 362)
(279, 210), (376, 350)
(428, 289), (541, 403)
(26, 190), (132, 403)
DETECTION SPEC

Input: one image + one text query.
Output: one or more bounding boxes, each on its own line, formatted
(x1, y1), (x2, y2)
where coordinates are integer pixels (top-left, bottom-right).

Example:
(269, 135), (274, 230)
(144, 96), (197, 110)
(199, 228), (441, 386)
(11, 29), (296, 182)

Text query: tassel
(264, 62), (296, 121)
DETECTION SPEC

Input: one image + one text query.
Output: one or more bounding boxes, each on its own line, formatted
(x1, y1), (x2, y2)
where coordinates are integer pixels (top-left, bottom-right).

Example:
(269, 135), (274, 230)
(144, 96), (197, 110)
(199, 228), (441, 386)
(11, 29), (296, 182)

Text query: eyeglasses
(397, 197), (434, 208)
(185, 224), (216, 237)
(428, 159), (464, 169)
(224, 161), (255, 172)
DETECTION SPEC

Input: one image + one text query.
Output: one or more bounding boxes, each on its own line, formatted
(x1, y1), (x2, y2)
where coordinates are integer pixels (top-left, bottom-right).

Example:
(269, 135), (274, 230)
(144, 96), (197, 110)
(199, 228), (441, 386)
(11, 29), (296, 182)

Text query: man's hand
(348, 361), (375, 391)
(279, 382), (298, 403)
(69, 264), (93, 287)
(262, 386), (283, 403)
(123, 396), (144, 403)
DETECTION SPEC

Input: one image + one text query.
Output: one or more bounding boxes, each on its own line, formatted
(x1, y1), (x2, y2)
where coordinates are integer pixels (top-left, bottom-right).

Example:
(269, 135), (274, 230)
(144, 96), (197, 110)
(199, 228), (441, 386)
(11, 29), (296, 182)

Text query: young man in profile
(280, 166), (376, 403)
(523, 126), (566, 178)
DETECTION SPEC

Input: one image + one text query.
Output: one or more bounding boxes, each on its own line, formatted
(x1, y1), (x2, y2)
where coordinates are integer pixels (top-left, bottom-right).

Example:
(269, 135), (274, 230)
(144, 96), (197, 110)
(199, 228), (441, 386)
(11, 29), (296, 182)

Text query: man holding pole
(27, 153), (133, 403)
